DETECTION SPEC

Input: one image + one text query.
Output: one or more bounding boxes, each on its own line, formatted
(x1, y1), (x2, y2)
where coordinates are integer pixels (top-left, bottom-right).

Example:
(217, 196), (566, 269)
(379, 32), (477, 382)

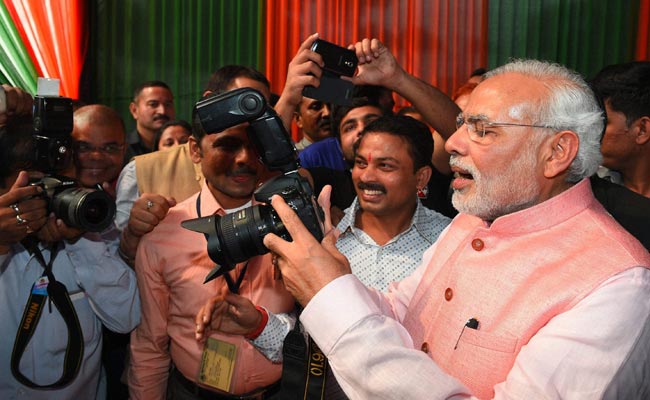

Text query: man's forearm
(391, 73), (460, 140)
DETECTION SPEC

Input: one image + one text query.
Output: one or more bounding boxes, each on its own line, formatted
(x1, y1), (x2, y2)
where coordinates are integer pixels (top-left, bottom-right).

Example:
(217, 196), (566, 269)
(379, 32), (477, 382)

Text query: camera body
(302, 39), (358, 106)
(311, 39), (357, 77)
(182, 88), (324, 280)
(28, 95), (115, 232)
(29, 175), (116, 232)
(32, 95), (74, 172)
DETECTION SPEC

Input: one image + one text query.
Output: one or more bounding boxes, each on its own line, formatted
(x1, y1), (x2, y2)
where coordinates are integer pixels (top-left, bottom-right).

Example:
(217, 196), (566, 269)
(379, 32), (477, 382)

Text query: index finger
(264, 195), (318, 255)
(298, 32), (320, 52)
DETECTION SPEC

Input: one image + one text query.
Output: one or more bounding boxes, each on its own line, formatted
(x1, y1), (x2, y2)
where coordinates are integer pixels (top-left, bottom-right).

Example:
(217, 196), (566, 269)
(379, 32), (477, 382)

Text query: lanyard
(196, 193), (248, 294)
(11, 239), (84, 389)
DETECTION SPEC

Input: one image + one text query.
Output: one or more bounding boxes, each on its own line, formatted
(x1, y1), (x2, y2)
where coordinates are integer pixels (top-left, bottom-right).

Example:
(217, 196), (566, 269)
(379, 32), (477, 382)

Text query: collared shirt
(124, 129), (151, 165)
(294, 137), (313, 152)
(300, 179), (650, 399)
(0, 232), (140, 400)
(251, 196), (451, 359)
(128, 181), (295, 399)
(336, 197), (451, 292)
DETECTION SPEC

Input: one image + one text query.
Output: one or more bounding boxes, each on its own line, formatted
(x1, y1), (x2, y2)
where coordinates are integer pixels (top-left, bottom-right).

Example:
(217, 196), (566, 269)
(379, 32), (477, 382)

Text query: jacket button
(421, 342), (429, 353)
(444, 288), (453, 301)
(471, 238), (484, 251)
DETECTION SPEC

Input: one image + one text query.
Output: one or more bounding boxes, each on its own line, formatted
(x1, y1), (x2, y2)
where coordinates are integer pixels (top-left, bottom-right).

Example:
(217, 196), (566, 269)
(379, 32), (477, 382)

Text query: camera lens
(51, 188), (116, 232)
(208, 205), (285, 267)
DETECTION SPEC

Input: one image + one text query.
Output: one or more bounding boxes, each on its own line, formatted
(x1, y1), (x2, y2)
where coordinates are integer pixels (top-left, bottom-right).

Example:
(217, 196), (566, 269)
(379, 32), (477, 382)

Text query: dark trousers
(167, 367), (281, 400)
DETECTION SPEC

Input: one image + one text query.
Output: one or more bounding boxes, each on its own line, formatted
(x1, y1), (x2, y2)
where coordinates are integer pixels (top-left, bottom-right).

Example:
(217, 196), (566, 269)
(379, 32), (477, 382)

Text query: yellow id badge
(198, 338), (237, 392)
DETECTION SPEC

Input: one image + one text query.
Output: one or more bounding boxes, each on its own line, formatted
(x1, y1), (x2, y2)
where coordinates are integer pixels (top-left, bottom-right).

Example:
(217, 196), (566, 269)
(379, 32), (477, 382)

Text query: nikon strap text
(11, 240), (84, 389)
(279, 318), (328, 399)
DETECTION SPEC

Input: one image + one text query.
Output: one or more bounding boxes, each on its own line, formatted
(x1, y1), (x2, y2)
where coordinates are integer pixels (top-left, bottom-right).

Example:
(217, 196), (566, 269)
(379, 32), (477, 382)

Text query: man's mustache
(153, 114), (170, 122)
(227, 167), (257, 176)
(357, 181), (386, 193)
(318, 120), (331, 130)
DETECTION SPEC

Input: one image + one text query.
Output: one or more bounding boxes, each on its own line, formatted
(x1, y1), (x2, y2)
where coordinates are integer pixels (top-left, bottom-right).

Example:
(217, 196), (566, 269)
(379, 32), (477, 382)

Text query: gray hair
(486, 60), (604, 182)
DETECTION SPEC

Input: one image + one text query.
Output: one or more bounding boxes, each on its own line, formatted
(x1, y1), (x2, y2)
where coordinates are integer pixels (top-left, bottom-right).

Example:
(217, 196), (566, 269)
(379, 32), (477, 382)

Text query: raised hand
(274, 33), (324, 128)
(0, 171), (47, 252)
(195, 291), (263, 342)
(264, 195), (350, 306)
(348, 38), (406, 90)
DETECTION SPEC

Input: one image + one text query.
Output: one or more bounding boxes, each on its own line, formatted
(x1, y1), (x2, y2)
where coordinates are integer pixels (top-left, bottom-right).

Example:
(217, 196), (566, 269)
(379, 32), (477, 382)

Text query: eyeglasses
(455, 113), (555, 144)
(74, 142), (125, 155)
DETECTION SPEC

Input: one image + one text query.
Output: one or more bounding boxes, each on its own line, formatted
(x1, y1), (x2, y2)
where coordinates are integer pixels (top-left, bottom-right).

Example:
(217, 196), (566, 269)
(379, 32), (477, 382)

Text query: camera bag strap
(279, 318), (328, 399)
(11, 240), (84, 389)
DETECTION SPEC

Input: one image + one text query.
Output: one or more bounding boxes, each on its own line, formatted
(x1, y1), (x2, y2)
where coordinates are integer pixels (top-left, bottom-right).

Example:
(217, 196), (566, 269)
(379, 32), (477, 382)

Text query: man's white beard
(450, 143), (541, 221)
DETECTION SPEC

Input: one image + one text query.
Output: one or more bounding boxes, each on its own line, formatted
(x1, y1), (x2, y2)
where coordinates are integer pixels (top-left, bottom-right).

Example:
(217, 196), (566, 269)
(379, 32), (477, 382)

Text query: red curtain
(637, 0), (650, 60)
(3, 0), (87, 98)
(264, 0), (488, 104)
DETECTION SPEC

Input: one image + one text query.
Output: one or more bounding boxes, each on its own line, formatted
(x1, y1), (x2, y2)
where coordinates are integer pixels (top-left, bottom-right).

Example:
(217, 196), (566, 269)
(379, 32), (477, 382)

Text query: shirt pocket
(31, 291), (100, 353)
(449, 329), (519, 397)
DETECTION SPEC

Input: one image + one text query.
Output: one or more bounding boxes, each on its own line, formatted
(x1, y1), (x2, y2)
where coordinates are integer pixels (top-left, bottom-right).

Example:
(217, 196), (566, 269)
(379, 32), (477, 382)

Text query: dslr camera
(181, 88), (324, 282)
(29, 95), (115, 232)
(302, 38), (358, 106)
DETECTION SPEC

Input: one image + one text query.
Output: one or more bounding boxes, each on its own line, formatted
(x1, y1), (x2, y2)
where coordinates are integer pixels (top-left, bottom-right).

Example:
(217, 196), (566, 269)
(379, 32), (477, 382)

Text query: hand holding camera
(276, 33), (326, 111)
(348, 37), (405, 91)
(0, 171), (48, 252)
(302, 38), (358, 105)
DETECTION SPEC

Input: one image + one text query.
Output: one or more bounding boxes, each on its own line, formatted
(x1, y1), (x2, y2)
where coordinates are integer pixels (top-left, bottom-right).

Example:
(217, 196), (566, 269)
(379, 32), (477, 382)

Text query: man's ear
(189, 136), (202, 163)
(294, 111), (303, 129)
(543, 130), (579, 179)
(129, 102), (138, 119)
(635, 116), (650, 145)
(415, 166), (433, 192)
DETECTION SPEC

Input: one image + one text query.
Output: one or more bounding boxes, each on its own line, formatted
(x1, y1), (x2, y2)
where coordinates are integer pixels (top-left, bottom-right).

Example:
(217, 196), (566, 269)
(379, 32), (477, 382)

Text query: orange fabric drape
(637, 0), (650, 60)
(265, 0), (488, 140)
(3, 0), (87, 98)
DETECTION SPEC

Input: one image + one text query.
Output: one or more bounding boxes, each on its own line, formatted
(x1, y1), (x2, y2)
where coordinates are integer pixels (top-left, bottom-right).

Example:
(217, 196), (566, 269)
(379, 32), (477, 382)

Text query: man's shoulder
(301, 137), (339, 154)
(590, 175), (650, 250)
(126, 129), (141, 144)
(413, 202), (452, 238)
(135, 142), (192, 165)
(299, 138), (344, 169)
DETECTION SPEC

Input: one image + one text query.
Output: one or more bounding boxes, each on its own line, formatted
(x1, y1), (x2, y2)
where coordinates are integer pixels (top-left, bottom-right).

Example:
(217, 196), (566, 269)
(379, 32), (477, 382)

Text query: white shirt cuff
(300, 274), (381, 354)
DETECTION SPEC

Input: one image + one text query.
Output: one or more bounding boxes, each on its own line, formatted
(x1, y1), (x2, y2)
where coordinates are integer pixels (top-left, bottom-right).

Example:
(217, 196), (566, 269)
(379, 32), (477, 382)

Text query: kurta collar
(466, 179), (598, 234)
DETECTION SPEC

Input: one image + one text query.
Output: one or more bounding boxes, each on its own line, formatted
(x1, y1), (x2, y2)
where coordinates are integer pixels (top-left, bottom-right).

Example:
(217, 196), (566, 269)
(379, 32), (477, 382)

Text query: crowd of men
(0, 32), (649, 400)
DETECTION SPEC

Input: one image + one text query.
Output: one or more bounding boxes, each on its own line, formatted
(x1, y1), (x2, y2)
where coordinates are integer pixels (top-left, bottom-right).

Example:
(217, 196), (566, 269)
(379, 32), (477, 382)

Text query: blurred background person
(152, 119), (192, 151)
(125, 80), (175, 164)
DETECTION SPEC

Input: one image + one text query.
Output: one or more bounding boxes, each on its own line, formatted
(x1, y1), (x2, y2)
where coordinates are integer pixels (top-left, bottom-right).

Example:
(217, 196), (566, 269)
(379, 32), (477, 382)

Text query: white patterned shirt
(252, 196), (451, 359)
(336, 197), (451, 292)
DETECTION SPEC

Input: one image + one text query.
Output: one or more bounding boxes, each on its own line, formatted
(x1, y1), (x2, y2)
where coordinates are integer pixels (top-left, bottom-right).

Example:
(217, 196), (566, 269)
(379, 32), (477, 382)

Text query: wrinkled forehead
(465, 73), (545, 121)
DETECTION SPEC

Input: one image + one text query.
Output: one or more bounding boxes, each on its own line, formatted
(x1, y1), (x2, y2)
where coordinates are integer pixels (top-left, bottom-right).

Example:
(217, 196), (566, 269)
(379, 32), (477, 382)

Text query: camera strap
(279, 317), (328, 399)
(11, 239), (84, 389)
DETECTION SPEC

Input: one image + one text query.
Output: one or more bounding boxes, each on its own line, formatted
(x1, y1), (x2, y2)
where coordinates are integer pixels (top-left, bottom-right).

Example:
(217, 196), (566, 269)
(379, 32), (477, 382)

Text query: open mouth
(455, 170), (474, 180)
(450, 165), (475, 190)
